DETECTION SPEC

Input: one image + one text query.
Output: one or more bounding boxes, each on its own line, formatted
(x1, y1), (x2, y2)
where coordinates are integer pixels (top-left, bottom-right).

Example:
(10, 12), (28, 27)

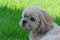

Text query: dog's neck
(34, 21), (54, 34)
(31, 31), (46, 35)
(30, 31), (45, 40)
(30, 24), (54, 40)
(30, 26), (54, 40)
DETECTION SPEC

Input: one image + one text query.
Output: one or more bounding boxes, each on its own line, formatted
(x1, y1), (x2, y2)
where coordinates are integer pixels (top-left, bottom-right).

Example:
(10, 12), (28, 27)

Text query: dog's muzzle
(22, 20), (27, 25)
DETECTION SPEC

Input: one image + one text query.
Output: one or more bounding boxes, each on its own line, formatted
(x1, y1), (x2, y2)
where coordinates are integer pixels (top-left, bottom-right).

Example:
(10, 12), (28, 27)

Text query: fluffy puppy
(19, 6), (60, 40)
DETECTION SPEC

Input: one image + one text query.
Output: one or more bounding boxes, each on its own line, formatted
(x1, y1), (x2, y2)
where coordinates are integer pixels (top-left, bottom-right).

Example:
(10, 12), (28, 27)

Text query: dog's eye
(30, 17), (35, 21)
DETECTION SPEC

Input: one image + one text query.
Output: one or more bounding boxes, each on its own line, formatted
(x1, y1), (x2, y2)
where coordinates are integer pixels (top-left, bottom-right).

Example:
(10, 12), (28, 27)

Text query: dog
(19, 6), (60, 40)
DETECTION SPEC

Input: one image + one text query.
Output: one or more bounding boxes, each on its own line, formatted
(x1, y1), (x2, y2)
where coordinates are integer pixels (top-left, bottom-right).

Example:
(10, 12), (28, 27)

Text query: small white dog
(19, 6), (60, 40)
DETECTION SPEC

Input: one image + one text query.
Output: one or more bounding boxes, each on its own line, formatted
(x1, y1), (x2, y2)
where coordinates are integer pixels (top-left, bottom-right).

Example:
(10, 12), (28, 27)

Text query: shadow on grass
(53, 16), (60, 25)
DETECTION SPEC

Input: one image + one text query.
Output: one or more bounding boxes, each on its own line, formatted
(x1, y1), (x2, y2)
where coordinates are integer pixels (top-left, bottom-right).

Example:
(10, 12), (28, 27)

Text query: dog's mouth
(21, 22), (27, 27)
(22, 23), (26, 27)
(22, 23), (33, 31)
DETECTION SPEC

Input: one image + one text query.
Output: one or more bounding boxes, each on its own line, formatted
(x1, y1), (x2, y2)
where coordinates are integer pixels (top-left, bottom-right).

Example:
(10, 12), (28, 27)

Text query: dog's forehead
(23, 11), (38, 17)
(23, 10), (39, 17)
(22, 6), (43, 17)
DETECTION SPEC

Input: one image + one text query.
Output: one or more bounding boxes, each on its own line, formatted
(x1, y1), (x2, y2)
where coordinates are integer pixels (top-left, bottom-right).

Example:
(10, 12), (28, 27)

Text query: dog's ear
(40, 10), (53, 26)
(38, 9), (54, 34)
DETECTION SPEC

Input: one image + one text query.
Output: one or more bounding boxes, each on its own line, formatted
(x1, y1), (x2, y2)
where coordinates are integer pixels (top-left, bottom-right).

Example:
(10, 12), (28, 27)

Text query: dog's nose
(22, 20), (27, 24)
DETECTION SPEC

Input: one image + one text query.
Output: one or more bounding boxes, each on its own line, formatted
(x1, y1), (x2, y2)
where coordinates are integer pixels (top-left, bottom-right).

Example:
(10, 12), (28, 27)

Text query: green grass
(0, 0), (60, 40)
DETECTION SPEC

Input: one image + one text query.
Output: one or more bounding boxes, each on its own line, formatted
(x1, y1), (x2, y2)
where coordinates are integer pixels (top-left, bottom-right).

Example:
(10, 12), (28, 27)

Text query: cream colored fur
(19, 6), (60, 40)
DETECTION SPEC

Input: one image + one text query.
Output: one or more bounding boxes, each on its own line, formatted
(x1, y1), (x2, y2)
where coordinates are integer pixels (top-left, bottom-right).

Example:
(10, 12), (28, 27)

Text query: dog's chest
(29, 32), (43, 40)
(30, 35), (40, 40)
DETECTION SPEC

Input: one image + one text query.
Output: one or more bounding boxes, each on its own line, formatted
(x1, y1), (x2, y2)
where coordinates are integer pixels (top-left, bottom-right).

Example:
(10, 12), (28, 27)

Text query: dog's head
(19, 6), (53, 33)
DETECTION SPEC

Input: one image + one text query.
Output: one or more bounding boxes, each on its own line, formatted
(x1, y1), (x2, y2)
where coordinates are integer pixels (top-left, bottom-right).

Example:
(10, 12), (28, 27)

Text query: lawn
(0, 0), (60, 40)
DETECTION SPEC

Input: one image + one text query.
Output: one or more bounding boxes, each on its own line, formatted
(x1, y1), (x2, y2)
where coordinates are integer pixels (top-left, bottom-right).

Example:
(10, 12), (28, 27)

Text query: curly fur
(19, 6), (60, 40)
